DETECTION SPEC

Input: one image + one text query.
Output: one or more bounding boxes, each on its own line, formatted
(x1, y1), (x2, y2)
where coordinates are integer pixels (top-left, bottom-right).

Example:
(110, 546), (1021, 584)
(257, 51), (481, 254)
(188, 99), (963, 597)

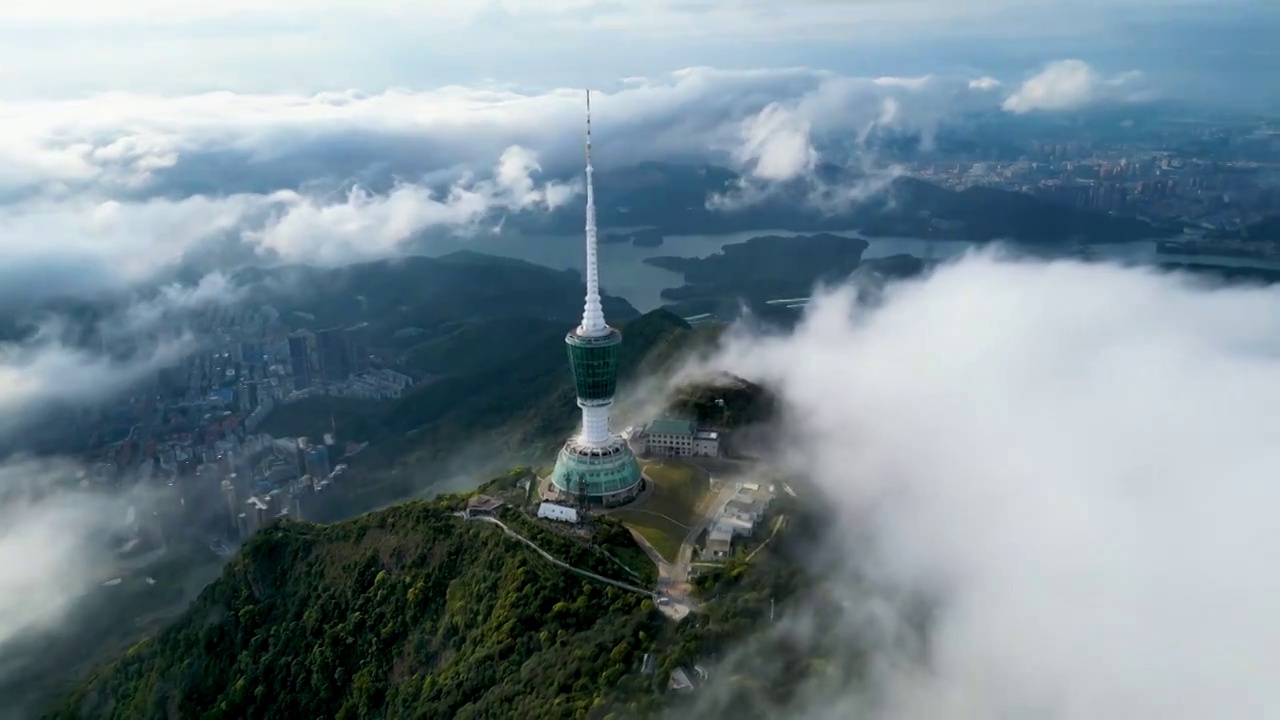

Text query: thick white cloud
(0, 459), (128, 633)
(0, 64), (1125, 196)
(246, 151), (577, 265)
(732, 103), (818, 182)
(1002, 58), (1148, 113)
(700, 252), (1280, 718)
(0, 457), (154, 678)
(0, 146), (572, 297)
(0, 194), (257, 300)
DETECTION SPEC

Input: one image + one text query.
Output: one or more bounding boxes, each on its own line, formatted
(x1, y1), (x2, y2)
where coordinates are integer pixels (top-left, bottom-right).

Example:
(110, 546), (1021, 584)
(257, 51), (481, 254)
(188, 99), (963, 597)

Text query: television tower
(549, 90), (643, 507)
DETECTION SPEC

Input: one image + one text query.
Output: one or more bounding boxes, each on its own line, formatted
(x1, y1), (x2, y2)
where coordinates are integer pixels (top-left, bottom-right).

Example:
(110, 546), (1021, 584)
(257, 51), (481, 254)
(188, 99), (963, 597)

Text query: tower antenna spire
(578, 89), (606, 337)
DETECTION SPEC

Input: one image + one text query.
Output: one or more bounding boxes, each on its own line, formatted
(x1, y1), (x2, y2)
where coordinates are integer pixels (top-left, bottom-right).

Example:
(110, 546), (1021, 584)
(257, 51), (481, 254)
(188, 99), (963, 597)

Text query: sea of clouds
(685, 251), (1280, 718)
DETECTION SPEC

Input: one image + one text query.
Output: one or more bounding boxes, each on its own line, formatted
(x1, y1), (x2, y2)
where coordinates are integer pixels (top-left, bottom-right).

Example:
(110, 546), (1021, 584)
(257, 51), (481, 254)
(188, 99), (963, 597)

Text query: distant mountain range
(507, 161), (1176, 244)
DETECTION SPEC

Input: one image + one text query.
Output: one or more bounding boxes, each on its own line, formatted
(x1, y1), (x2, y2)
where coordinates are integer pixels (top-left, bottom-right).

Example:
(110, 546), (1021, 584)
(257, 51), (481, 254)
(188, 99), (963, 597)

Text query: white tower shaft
(580, 404), (610, 446)
(578, 89), (608, 337)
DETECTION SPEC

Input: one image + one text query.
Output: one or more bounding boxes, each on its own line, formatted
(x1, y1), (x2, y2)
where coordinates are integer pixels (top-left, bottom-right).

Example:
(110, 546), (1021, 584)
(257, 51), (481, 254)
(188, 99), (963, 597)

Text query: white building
(642, 416), (720, 458)
(717, 514), (754, 537)
(702, 483), (776, 559)
(693, 430), (720, 456)
(705, 524), (734, 558)
(537, 502), (580, 524)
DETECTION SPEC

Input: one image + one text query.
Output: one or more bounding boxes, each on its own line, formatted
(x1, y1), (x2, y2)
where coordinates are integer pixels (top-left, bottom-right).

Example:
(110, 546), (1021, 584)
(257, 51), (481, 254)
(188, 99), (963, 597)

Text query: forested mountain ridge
(47, 494), (668, 720)
(48, 452), (835, 719)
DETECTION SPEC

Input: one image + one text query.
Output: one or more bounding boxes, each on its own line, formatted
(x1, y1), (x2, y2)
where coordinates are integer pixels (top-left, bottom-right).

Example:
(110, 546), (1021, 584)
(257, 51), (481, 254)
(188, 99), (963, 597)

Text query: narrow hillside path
(460, 513), (656, 598)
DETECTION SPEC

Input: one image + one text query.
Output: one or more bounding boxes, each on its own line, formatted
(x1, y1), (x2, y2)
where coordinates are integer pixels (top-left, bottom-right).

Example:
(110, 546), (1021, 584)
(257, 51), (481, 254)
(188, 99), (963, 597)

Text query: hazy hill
(260, 308), (696, 517)
(505, 161), (1172, 243)
(247, 251), (638, 345)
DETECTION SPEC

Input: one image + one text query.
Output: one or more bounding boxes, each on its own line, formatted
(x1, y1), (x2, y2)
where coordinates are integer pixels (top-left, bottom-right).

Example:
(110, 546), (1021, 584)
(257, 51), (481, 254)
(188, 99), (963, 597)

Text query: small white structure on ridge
(537, 501), (580, 524)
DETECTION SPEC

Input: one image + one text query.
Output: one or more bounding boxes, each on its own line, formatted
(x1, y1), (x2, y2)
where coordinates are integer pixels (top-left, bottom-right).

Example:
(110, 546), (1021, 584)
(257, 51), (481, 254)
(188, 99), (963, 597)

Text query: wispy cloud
(1002, 58), (1149, 113)
(0, 330), (190, 438)
(0, 457), (146, 649)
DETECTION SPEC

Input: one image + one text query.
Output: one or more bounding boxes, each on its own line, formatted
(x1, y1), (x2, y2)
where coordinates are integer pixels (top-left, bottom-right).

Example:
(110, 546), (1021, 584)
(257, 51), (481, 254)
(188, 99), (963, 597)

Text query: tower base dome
(550, 435), (642, 507)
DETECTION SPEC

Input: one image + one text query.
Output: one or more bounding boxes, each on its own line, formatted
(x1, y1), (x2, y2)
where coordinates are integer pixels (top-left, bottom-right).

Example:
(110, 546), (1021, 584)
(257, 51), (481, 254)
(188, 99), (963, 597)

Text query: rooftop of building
(726, 497), (763, 514)
(648, 415), (696, 437)
(719, 514), (755, 532)
(467, 495), (506, 513)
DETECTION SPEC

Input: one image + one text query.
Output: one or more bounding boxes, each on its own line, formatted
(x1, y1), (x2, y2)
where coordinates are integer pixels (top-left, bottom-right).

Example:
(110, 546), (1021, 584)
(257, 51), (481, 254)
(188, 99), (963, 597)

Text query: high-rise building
(344, 324), (370, 374)
(287, 333), (312, 391)
(316, 328), (350, 382)
(550, 91), (643, 507)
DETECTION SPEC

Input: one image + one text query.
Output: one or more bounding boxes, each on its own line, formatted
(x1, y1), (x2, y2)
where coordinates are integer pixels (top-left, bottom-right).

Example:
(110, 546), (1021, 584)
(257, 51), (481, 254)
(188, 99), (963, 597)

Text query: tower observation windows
(566, 328), (621, 403)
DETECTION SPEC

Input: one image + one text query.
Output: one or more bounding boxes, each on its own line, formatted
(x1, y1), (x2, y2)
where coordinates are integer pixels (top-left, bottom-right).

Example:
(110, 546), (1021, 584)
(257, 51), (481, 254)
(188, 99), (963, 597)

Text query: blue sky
(1, 0), (1276, 108)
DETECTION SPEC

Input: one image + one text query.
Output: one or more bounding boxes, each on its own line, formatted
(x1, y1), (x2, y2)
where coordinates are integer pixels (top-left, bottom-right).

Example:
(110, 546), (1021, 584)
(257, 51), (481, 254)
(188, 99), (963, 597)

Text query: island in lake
(646, 233), (928, 323)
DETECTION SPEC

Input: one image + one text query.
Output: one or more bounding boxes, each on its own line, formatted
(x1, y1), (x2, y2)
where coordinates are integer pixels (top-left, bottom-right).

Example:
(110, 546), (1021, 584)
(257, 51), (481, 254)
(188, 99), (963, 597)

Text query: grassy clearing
(618, 519), (684, 563)
(612, 459), (711, 563)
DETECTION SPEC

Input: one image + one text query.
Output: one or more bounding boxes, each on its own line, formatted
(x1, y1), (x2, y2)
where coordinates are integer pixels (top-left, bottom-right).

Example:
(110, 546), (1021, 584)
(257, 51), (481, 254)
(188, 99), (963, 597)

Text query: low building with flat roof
(705, 524), (734, 558)
(642, 415), (721, 457)
(537, 501), (580, 524)
(465, 495), (506, 518)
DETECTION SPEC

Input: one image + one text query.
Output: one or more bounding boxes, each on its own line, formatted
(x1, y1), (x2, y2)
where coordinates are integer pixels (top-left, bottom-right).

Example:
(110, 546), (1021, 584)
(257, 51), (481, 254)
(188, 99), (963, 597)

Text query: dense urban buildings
(61, 291), (414, 575)
(908, 118), (1280, 237)
(549, 92), (644, 507)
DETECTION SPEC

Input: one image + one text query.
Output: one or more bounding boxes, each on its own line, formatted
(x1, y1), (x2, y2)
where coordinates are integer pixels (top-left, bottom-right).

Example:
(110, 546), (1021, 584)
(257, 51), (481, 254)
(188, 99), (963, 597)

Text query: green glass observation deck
(566, 327), (621, 404)
(551, 440), (642, 506)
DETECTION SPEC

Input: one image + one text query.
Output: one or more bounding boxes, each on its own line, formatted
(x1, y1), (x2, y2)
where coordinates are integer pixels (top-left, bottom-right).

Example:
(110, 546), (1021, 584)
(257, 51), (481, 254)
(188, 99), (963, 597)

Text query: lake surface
(427, 230), (1280, 313)
(429, 229), (829, 311)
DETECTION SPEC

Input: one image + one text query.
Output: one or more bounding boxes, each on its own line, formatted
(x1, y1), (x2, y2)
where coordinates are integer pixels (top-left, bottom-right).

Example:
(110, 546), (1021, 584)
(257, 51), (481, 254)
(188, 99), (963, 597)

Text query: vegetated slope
(49, 487), (838, 720)
(251, 251), (638, 341)
(401, 316), (568, 376)
(668, 375), (779, 431)
(260, 309), (696, 517)
(47, 498), (666, 720)
(646, 234), (870, 304)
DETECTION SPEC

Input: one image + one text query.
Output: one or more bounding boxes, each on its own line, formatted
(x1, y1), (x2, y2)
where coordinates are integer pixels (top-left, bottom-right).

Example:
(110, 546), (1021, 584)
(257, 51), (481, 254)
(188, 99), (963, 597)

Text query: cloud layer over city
(0, 457), (142, 650)
(695, 252), (1280, 718)
(0, 61), (1146, 302)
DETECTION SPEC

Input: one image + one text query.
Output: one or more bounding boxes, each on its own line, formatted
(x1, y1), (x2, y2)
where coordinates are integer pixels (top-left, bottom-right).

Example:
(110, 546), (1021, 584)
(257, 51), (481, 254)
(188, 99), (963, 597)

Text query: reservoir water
(427, 230), (1280, 313)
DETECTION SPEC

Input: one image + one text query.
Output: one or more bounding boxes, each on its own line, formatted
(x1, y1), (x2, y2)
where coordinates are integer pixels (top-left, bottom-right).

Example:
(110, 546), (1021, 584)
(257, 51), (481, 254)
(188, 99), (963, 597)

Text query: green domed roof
(551, 440), (641, 503)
